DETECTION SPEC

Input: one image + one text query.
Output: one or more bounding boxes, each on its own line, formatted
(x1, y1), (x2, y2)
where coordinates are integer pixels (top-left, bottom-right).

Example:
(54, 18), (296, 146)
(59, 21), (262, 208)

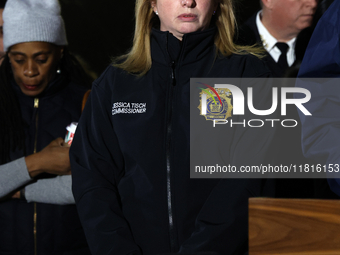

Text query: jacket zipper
(34, 202), (37, 255)
(166, 61), (177, 252)
(33, 98), (39, 154)
(33, 98), (39, 255)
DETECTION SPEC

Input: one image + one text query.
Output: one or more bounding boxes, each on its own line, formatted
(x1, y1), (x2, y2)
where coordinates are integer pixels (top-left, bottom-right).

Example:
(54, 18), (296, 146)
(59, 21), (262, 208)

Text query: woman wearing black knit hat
(0, 0), (92, 254)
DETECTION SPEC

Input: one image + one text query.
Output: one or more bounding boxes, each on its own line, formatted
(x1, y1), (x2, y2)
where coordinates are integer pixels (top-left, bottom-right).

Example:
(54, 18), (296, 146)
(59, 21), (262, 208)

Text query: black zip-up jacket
(0, 75), (91, 255)
(70, 27), (276, 255)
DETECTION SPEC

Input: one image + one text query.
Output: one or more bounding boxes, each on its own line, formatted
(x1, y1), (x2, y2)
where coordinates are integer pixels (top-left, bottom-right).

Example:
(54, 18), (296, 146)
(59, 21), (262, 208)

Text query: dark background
(59, 0), (260, 77)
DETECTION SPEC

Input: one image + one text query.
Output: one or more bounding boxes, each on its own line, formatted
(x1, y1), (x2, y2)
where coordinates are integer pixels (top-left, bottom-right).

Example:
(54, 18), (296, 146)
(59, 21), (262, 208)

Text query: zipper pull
(171, 61), (176, 86)
(34, 98), (39, 108)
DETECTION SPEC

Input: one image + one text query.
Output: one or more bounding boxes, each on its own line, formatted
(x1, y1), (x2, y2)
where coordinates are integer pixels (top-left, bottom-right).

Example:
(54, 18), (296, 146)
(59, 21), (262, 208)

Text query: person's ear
(262, 0), (274, 9)
(151, 1), (158, 15)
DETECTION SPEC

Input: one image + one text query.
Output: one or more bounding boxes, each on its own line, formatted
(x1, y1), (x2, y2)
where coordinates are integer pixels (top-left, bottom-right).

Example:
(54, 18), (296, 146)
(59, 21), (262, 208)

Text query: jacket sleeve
(0, 157), (76, 204)
(0, 157), (32, 198)
(24, 175), (75, 204)
(297, 3), (340, 196)
(70, 80), (142, 255)
(179, 76), (278, 255)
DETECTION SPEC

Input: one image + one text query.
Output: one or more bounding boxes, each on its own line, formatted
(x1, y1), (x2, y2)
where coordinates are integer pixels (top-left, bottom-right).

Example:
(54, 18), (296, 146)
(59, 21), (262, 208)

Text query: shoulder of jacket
(93, 65), (132, 88)
(221, 53), (271, 78)
(244, 54), (270, 77)
(320, 1), (340, 30)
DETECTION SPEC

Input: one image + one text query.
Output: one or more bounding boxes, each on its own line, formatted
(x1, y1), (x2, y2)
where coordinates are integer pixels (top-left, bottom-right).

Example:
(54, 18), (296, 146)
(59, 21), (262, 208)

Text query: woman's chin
(178, 25), (206, 35)
(20, 86), (44, 97)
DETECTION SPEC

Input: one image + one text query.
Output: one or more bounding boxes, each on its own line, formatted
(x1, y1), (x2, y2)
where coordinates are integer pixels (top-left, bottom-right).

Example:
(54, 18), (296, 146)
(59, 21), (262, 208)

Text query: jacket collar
(150, 26), (217, 66)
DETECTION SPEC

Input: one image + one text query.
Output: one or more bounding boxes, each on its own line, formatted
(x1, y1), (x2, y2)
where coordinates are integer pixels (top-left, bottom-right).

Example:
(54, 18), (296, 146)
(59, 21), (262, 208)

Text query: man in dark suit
(238, 0), (318, 77)
(238, 0), (320, 199)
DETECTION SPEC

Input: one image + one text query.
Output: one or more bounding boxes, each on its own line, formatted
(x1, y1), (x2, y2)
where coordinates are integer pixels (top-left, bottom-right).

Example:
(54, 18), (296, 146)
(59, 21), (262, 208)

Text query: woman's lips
(22, 83), (39, 90)
(178, 13), (197, 21)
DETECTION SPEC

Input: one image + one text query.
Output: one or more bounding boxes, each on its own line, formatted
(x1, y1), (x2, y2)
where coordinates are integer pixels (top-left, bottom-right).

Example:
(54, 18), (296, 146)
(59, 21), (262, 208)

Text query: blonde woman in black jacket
(71, 0), (276, 254)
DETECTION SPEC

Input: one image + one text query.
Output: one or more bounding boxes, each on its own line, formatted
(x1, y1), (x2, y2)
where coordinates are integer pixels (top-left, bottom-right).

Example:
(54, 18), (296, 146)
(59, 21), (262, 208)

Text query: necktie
(275, 42), (289, 70)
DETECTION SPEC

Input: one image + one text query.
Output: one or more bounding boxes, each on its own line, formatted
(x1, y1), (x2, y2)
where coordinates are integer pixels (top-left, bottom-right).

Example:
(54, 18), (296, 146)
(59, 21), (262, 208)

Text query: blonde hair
(113, 0), (263, 76)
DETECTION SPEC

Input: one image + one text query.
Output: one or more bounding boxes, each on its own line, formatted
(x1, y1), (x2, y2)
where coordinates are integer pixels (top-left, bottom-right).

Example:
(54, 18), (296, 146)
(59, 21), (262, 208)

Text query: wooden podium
(249, 198), (340, 255)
